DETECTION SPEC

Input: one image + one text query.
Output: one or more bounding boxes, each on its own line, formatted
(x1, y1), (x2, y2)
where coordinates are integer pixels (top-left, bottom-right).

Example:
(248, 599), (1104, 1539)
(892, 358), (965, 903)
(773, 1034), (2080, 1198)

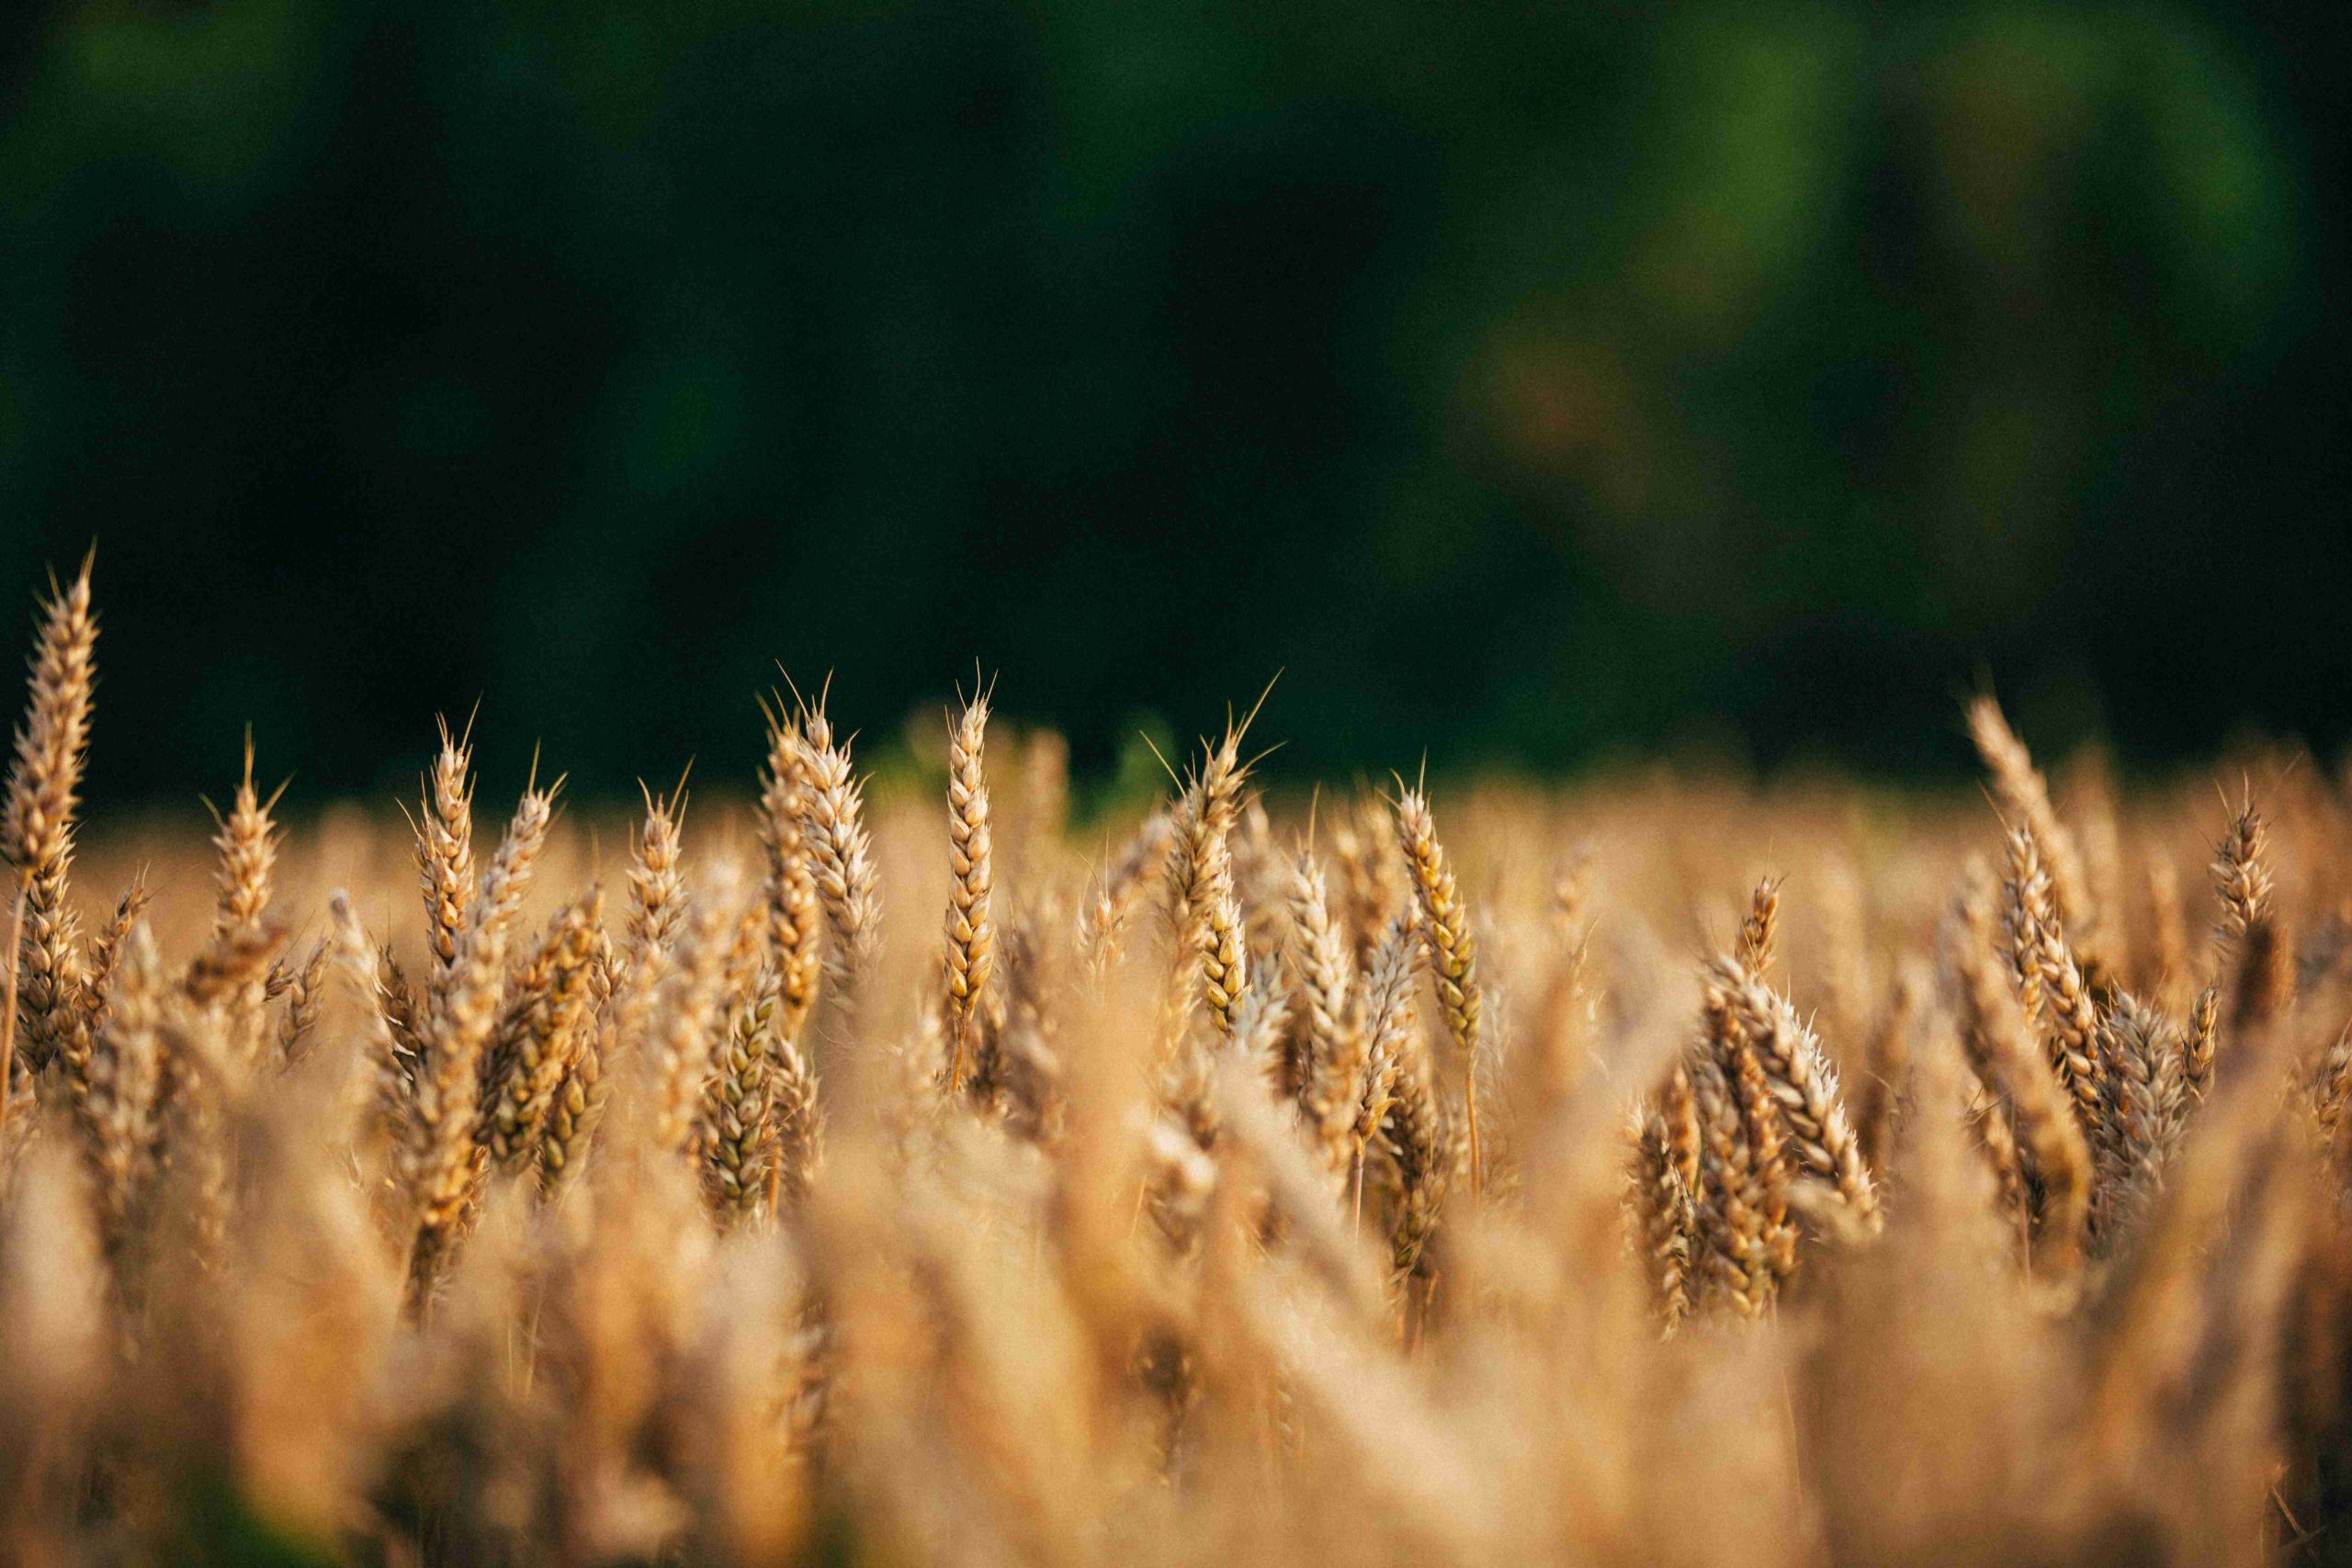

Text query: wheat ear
(943, 691), (996, 1090)
(405, 778), (553, 1306)
(757, 702), (825, 1045)
(1392, 785), (1484, 1199)
(3, 553), (96, 1102)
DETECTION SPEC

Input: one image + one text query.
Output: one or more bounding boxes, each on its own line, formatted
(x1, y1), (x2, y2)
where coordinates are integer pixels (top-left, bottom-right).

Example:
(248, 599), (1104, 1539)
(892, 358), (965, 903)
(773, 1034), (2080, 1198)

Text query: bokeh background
(0, 0), (2345, 806)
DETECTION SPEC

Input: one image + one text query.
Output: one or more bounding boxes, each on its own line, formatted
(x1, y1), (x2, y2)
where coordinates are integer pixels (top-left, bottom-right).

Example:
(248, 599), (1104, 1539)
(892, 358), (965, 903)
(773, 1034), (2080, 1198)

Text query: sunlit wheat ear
(1947, 860), (2089, 1284)
(404, 775), (554, 1308)
(1733, 874), (1781, 976)
(793, 686), (880, 1002)
(2211, 800), (2290, 1038)
(273, 935), (330, 1067)
(1709, 956), (1879, 1227)
(78, 871), (151, 1059)
(1969, 690), (2093, 945)
(1159, 707), (1260, 1043)
(942, 689), (995, 1090)
(83, 919), (164, 1280)
(1700, 967), (1796, 1287)
(701, 949), (785, 1220)
(1341, 913), (1419, 1203)
(757, 699), (824, 1043)
(621, 775), (689, 996)
(1283, 847), (1352, 1112)
(200, 733), (286, 1068)
(413, 715), (475, 987)
(2003, 826), (2110, 1151)
(480, 888), (602, 1175)
(1391, 784), (1484, 1199)
(2, 553), (95, 1111)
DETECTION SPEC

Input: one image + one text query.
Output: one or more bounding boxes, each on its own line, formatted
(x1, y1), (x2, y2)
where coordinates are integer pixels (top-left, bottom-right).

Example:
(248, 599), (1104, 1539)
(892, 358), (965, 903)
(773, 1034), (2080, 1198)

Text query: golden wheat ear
(1390, 784), (1484, 1200)
(942, 687), (995, 1091)
(2, 554), (96, 1115)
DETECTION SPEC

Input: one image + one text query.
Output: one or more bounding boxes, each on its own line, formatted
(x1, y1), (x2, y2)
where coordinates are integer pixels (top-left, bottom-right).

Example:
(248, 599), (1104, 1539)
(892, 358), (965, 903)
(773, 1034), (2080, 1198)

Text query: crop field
(3, 557), (2350, 1565)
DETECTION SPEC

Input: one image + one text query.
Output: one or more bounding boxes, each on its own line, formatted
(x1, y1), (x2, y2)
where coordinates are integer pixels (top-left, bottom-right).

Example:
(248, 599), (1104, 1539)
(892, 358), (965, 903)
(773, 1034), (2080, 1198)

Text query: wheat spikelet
(1632, 1111), (1697, 1333)
(1703, 979), (1800, 1282)
(1968, 692), (2093, 943)
(1380, 1007), (1451, 1282)
(622, 778), (689, 995)
(2099, 993), (2189, 1239)
(2004, 826), (2109, 1145)
(1712, 958), (1880, 1225)
(405, 778), (554, 1303)
(2212, 803), (2291, 1033)
(83, 919), (164, 1277)
(1282, 848), (1352, 1111)
(1947, 863), (2090, 1281)
(702, 955), (786, 1218)
(1392, 785), (1484, 1198)
(1333, 796), (1408, 962)
(942, 691), (995, 1090)
(202, 734), (285, 1067)
(1686, 1050), (1779, 1316)
(796, 692), (880, 992)
(757, 701), (825, 1043)
(413, 716), (475, 986)
(1344, 917), (1420, 1204)
(1074, 807), (1170, 979)
(1734, 874), (1781, 976)
(274, 936), (329, 1066)
(329, 894), (413, 1154)
(3, 554), (96, 1111)
(79, 873), (149, 1048)
(1161, 716), (1256, 1042)
(2183, 984), (2221, 1100)
(650, 897), (736, 1160)
(480, 890), (603, 1174)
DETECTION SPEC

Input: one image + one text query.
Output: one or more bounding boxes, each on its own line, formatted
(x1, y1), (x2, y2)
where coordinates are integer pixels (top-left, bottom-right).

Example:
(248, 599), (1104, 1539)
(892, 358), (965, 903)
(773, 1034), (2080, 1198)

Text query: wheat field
(4, 555), (2351, 1565)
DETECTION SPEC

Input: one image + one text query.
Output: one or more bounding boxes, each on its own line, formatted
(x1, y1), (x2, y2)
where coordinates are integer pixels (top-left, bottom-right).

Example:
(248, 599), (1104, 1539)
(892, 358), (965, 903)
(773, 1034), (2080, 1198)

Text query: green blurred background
(0, 0), (2344, 803)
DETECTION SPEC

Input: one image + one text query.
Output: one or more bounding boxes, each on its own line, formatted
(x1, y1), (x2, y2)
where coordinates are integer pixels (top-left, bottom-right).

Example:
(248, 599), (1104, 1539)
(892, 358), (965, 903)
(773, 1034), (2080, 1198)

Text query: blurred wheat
(3, 558), (2352, 1565)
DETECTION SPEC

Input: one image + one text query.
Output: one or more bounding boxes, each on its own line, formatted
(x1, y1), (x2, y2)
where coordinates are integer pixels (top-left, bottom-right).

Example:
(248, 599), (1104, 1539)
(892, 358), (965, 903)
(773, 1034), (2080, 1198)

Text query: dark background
(0, 0), (2345, 806)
